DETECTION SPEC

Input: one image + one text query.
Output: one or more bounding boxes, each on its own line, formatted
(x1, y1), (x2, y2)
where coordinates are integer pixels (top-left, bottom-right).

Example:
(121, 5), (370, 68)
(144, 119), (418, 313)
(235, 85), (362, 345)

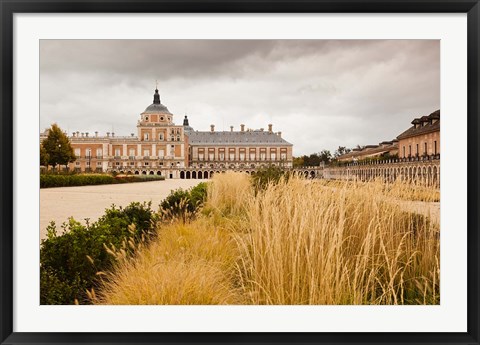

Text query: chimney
(107, 132), (110, 137)
(241, 124), (245, 132)
(81, 132), (84, 138)
(131, 133), (134, 137)
(210, 124), (215, 132)
(112, 132), (115, 137)
(268, 124), (273, 133)
(72, 132), (76, 138)
(277, 131), (282, 138)
(85, 132), (89, 137)
(95, 131), (98, 137)
(76, 131), (79, 137)
(230, 126), (234, 132)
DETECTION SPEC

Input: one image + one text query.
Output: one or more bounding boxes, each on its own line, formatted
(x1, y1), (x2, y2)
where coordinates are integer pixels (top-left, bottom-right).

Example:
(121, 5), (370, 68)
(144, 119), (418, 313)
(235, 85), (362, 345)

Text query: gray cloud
(40, 39), (439, 155)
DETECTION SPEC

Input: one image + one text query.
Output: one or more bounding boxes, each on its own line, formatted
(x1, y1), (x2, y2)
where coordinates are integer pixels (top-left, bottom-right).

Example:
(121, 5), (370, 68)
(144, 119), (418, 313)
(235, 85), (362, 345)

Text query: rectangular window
(281, 153), (287, 160)
(416, 144), (419, 156)
(75, 161), (80, 166)
(199, 153), (204, 161)
(144, 150), (150, 157)
(239, 153), (245, 161)
(129, 149), (135, 158)
(424, 142), (427, 155)
(260, 152), (266, 160)
(249, 153), (255, 161)
(144, 133), (149, 141)
(403, 146), (405, 158)
(158, 149), (164, 158)
(219, 153), (225, 161)
(158, 133), (164, 141)
(96, 162), (102, 166)
(209, 153), (215, 161)
(96, 148), (102, 158)
(74, 148), (80, 157)
(434, 141), (437, 155)
(271, 153), (276, 160)
(409, 145), (411, 157)
(115, 149), (121, 157)
(229, 153), (235, 161)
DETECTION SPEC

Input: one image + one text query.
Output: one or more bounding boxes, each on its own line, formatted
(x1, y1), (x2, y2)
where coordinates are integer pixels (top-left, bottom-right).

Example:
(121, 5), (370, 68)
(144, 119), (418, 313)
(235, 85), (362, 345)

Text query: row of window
(76, 161), (181, 168)
(76, 161), (103, 167)
(402, 141), (438, 158)
(143, 115), (176, 124)
(75, 146), (177, 158)
(143, 132), (182, 142)
(196, 152), (287, 161)
(74, 148), (102, 157)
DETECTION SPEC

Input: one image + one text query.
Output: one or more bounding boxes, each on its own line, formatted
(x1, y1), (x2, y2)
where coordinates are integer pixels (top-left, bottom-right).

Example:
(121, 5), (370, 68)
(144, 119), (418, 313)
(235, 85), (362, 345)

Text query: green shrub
(159, 182), (208, 221)
(252, 165), (290, 191)
(40, 202), (157, 305)
(40, 173), (165, 188)
(40, 174), (116, 188)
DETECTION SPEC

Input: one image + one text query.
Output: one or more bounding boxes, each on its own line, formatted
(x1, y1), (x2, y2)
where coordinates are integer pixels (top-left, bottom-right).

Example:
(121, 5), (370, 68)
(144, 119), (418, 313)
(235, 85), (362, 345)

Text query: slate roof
(397, 110), (440, 140)
(338, 143), (398, 160)
(143, 103), (172, 115)
(186, 130), (292, 146)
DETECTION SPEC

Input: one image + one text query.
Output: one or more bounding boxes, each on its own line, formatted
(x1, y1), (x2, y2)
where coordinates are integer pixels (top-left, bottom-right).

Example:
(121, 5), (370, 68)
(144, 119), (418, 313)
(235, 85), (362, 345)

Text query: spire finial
(155, 79), (158, 90)
(153, 83), (161, 104)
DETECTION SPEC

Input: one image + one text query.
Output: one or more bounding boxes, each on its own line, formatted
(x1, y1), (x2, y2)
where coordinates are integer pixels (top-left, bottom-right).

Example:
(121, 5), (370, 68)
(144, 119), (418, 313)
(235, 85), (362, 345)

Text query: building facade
(397, 110), (440, 159)
(41, 88), (293, 178)
(337, 109), (440, 163)
(337, 140), (399, 162)
(329, 109), (440, 186)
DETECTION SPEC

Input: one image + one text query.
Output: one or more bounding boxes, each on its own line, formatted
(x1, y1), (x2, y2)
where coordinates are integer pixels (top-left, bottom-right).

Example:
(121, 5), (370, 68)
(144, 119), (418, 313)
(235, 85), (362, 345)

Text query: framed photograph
(1, 1), (479, 344)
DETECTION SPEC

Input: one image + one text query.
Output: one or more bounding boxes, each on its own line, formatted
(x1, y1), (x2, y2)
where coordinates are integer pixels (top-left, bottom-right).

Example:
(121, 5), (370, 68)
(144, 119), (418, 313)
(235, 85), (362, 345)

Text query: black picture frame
(1, 1), (479, 344)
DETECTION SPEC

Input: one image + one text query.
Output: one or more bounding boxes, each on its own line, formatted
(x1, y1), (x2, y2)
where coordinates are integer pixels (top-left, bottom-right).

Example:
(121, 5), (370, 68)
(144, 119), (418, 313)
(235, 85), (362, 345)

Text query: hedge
(40, 174), (165, 188)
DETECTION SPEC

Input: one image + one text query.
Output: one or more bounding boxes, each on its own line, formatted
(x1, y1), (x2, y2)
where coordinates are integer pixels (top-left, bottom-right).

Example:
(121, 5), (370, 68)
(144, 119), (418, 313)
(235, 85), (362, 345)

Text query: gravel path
(40, 179), (201, 240)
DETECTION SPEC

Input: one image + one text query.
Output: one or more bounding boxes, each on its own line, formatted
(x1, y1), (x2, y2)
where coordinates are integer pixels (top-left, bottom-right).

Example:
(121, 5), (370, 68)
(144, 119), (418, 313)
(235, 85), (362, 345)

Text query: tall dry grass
(97, 172), (439, 305)
(232, 177), (439, 304)
(98, 217), (243, 304)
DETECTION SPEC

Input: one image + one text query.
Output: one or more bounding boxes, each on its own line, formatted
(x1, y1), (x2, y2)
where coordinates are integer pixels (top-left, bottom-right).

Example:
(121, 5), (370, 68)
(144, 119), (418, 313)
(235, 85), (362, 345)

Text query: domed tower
(136, 87), (186, 171)
(139, 88), (173, 125)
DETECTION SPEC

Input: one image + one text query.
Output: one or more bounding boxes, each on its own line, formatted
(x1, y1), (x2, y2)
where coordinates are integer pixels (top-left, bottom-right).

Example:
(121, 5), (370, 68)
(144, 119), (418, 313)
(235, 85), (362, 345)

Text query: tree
(293, 156), (304, 168)
(318, 149), (332, 163)
(334, 146), (351, 158)
(40, 145), (49, 167)
(41, 123), (76, 170)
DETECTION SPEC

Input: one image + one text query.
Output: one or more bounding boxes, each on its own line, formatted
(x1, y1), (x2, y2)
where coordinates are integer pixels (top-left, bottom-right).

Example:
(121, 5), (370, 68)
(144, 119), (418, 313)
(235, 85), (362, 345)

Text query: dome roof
(142, 88), (172, 115)
(143, 103), (172, 114)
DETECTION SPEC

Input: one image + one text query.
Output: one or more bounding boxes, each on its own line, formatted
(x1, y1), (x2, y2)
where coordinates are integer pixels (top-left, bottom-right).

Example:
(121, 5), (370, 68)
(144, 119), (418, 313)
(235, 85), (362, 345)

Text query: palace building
(397, 109), (440, 159)
(41, 87), (293, 178)
(337, 109), (440, 163)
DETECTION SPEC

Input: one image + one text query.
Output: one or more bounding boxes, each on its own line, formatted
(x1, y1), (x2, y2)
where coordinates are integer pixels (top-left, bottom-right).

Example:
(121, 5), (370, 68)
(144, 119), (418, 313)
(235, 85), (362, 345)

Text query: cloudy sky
(40, 40), (439, 155)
